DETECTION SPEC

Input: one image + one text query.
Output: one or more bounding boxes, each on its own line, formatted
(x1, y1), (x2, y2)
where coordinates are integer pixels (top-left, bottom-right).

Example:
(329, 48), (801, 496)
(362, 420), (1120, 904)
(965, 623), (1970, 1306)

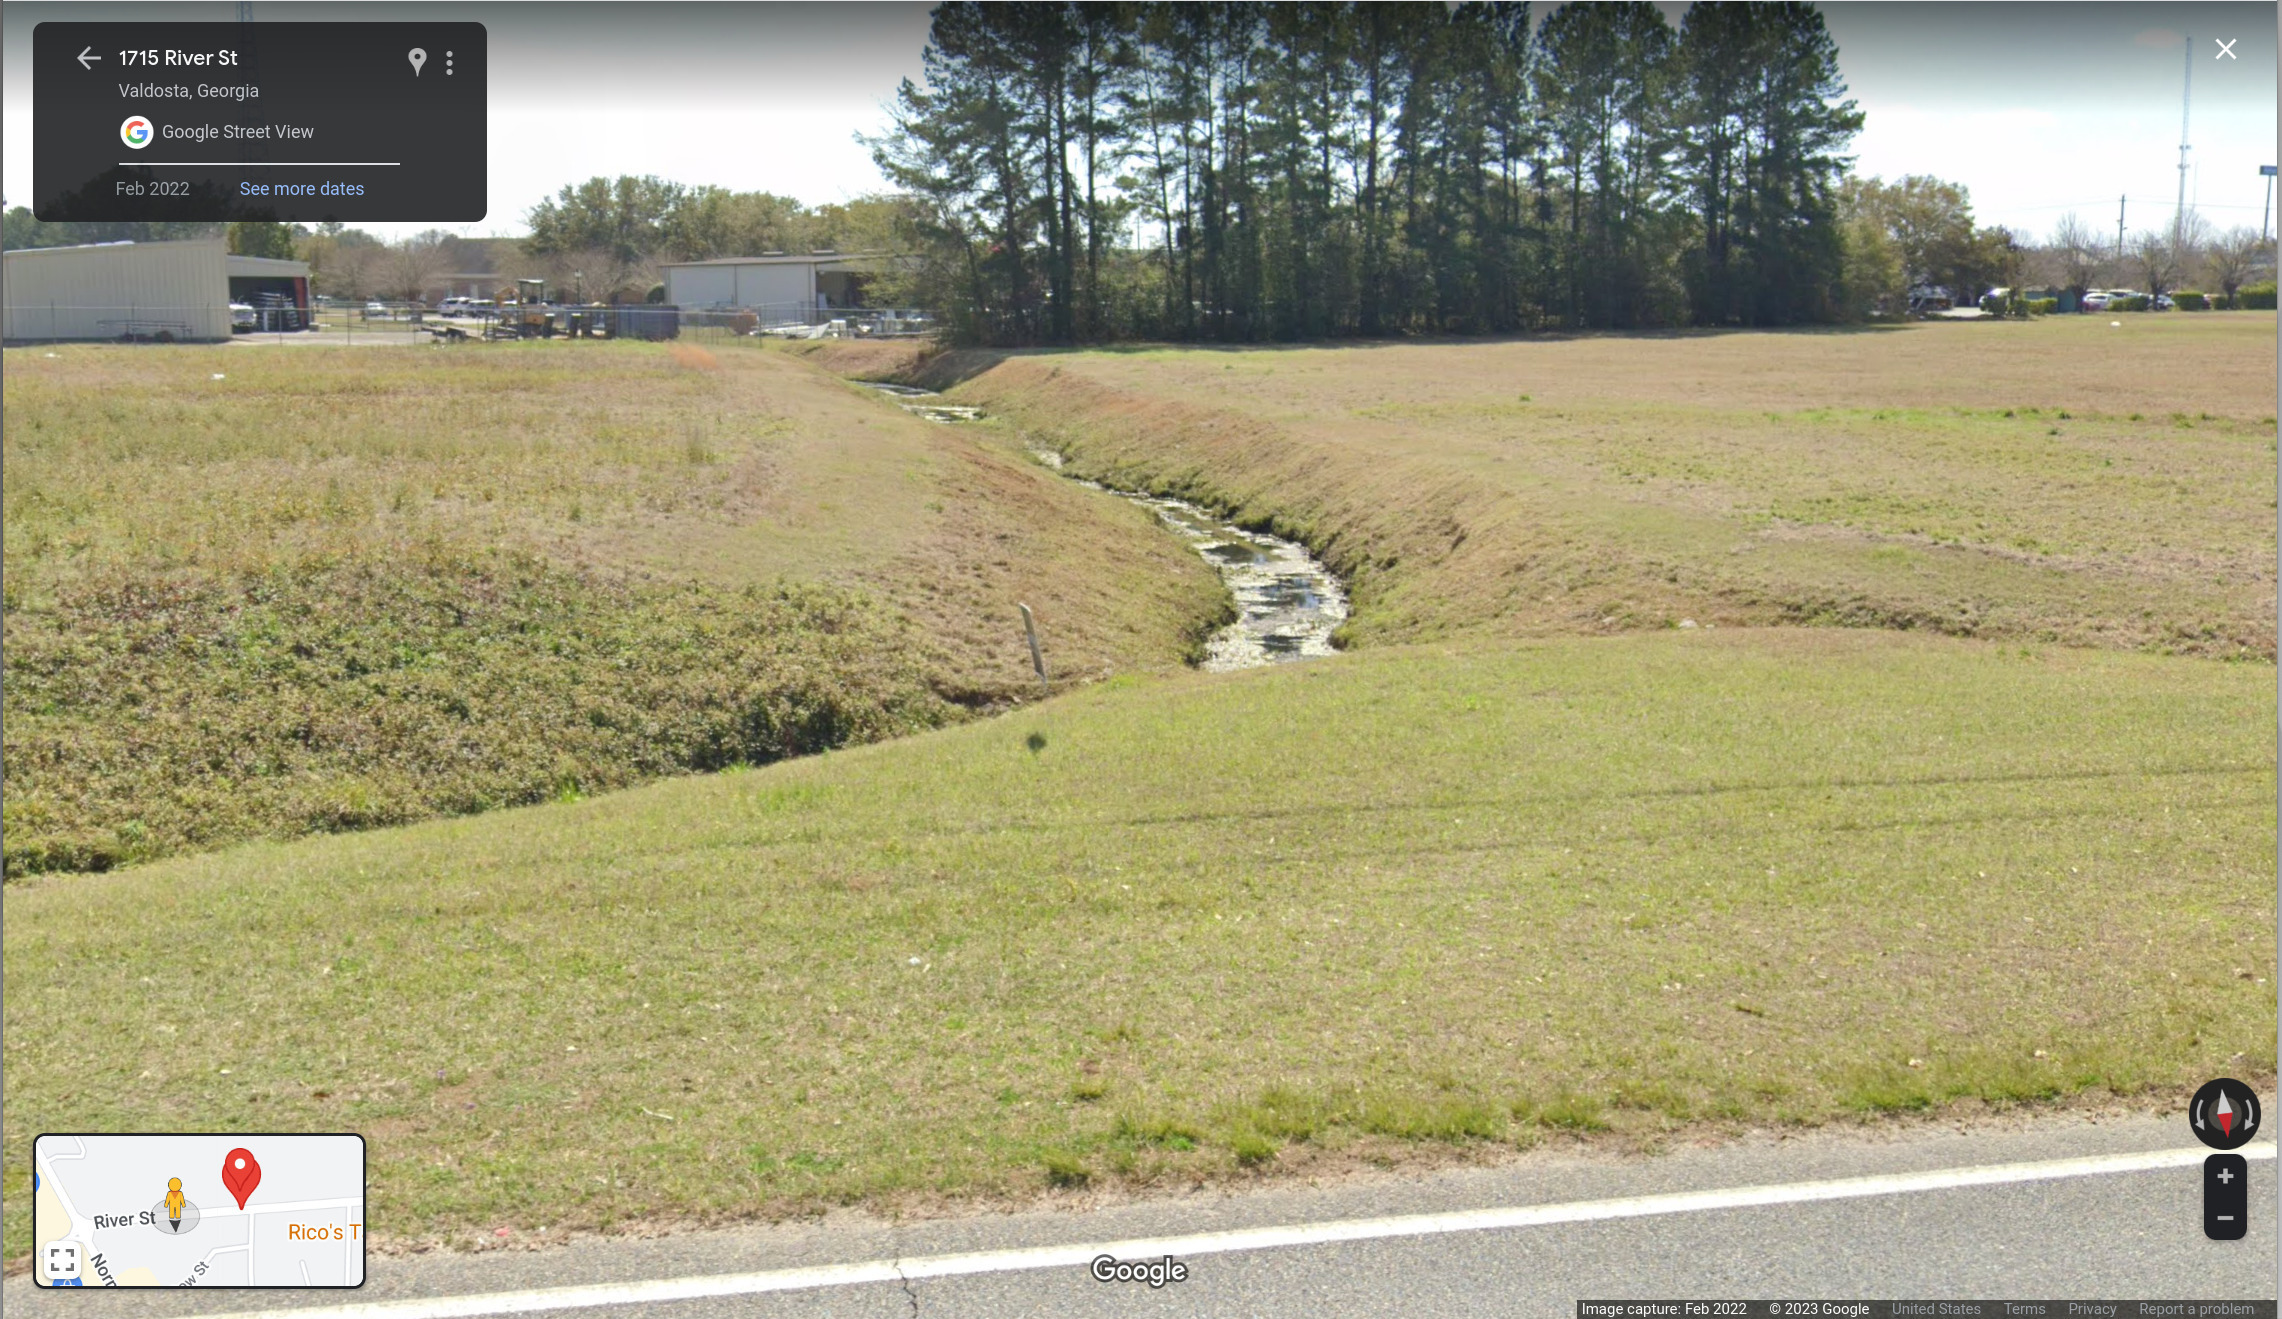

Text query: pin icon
(220, 1148), (260, 1210)
(408, 47), (426, 76)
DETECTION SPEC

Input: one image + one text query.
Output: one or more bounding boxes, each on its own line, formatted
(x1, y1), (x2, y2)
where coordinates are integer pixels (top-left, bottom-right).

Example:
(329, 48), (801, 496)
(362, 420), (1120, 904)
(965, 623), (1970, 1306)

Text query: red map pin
(220, 1148), (261, 1210)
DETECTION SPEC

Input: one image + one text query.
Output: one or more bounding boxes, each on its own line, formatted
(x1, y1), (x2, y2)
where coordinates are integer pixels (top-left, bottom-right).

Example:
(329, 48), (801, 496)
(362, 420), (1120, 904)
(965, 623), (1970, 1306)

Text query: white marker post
(1018, 603), (1048, 693)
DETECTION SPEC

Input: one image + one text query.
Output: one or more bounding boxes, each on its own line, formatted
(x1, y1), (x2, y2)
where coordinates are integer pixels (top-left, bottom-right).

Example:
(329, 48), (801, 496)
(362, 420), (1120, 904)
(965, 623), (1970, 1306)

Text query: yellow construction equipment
(494, 279), (553, 338)
(423, 278), (611, 344)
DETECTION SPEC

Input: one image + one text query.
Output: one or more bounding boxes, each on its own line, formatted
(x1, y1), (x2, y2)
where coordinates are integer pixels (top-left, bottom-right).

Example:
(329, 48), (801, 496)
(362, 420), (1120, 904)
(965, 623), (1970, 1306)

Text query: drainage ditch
(857, 381), (1347, 672)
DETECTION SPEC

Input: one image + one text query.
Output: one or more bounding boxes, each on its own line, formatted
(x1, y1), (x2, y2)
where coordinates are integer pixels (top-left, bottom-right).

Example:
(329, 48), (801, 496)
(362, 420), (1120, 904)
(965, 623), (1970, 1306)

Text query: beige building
(661, 252), (887, 318)
(3, 239), (310, 343)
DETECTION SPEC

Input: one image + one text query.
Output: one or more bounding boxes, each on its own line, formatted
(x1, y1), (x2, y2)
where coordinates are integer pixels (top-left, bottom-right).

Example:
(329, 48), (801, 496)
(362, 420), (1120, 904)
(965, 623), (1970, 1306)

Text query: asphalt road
(10, 1112), (2273, 1318)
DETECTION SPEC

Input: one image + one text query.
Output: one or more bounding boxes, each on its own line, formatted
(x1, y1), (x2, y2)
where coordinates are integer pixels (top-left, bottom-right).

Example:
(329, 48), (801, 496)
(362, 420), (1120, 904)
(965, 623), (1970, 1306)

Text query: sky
(5, 2), (2276, 245)
(1825, 3), (2278, 242)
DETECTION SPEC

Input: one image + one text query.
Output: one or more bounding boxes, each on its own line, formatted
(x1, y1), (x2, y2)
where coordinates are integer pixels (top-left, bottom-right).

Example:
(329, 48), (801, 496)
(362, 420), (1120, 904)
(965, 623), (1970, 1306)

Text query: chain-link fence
(673, 305), (939, 343)
(5, 302), (938, 346)
(4, 303), (428, 345)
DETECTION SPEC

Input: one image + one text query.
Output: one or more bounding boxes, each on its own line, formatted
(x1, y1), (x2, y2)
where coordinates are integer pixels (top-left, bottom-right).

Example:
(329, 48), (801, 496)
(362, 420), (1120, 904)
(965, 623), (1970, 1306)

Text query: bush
(2025, 298), (2058, 316)
(2173, 291), (2208, 311)
(2240, 282), (2277, 311)
(2109, 295), (2151, 312)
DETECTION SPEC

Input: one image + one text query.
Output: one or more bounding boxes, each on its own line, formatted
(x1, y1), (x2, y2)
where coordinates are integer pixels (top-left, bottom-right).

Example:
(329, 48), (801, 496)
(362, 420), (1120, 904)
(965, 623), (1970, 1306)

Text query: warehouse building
(660, 251), (888, 321)
(2, 238), (311, 343)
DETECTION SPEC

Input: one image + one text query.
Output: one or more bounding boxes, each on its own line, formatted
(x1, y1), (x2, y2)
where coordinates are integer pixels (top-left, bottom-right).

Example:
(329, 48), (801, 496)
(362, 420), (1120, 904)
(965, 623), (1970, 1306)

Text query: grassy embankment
(918, 315), (2275, 659)
(1, 341), (1223, 873)
(3, 319), (2273, 1259)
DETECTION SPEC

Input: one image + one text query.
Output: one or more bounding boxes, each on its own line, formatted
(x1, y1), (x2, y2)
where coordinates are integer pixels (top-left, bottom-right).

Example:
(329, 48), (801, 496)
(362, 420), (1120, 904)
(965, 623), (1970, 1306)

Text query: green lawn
(5, 628), (2270, 1255)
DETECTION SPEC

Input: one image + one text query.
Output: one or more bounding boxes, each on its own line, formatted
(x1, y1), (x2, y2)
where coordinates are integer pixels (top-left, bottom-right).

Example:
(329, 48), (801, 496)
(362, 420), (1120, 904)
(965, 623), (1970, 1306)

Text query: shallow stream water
(855, 381), (1347, 672)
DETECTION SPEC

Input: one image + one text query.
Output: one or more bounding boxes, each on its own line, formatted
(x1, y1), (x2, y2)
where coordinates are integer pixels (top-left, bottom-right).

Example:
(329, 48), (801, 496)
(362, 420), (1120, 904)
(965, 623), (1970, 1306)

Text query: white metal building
(2, 239), (310, 343)
(661, 252), (887, 319)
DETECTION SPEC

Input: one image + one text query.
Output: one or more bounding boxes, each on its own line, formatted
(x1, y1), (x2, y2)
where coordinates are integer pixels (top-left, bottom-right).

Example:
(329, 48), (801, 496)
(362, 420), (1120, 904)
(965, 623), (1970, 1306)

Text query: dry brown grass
(925, 316), (2277, 658)
(2, 340), (1226, 870)
(884, 420), (1232, 699)
(775, 336), (937, 379)
(666, 342), (721, 371)
(5, 340), (1221, 701)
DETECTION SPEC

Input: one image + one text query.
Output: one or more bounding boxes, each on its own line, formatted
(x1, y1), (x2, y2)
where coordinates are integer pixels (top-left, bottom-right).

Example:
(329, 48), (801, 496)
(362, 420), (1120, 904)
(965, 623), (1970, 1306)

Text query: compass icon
(2189, 1077), (2262, 1151)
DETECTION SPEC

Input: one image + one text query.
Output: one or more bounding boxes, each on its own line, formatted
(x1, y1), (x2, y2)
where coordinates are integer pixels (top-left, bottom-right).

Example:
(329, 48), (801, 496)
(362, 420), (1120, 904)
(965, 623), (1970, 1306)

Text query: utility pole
(2118, 194), (2128, 263)
(2262, 166), (2276, 244)
(2175, 32), (2193, 246)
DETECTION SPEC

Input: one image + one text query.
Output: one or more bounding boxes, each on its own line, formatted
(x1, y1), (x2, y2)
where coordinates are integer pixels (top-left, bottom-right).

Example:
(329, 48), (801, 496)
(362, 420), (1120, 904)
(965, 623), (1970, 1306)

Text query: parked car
(2151, 293), (2175, 311)
(229, 302), (258, 333)
(363, 301), (389, 319)
(1907, 284), (1954, 315)
(2081, 291), (2112, 311)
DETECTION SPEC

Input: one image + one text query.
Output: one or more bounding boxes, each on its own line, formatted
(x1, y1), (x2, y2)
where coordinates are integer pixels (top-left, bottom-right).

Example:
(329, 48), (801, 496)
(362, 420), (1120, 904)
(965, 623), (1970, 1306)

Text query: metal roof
(226, 254), (310, 277)
(6, 240), (307, 279)
(660, 252), (889, 269)
(5, 239), (155, 256)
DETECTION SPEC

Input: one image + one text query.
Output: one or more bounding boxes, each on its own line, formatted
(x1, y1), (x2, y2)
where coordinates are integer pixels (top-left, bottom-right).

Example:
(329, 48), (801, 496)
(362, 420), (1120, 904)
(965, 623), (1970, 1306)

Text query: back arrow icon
(77, 46), (100, 69)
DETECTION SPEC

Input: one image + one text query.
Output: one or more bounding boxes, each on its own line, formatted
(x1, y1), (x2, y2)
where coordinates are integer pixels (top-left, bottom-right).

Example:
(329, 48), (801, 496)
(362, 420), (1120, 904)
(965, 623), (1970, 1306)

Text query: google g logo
(120, 116), (153, 149)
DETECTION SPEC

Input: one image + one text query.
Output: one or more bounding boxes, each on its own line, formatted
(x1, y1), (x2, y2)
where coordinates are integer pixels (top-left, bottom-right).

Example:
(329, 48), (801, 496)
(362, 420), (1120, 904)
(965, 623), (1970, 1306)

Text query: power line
(1998, 198), (2268, 215)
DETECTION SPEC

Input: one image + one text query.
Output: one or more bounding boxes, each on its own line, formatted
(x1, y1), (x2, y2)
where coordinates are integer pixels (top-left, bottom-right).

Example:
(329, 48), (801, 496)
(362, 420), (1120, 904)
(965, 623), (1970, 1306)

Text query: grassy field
(2, 318), (2272, 1262)
(5, 628), (2270, 1255)
(922, 315), (2277, 658)
(1, 341), (1224, 872)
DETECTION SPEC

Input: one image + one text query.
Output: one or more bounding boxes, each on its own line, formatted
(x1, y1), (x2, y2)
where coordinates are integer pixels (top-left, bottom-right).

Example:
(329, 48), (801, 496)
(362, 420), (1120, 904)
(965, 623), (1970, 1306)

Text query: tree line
(868, 0), (1869, 343)
(1, 186), (903, 304)
(867, 1), (2279, 343)
(294, 187), (903, 304)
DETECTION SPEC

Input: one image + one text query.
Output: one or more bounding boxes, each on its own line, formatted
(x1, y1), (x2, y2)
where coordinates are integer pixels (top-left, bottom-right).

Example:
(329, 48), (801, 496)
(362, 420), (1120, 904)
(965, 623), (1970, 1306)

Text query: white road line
(181, 1143), (2272, 1319)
